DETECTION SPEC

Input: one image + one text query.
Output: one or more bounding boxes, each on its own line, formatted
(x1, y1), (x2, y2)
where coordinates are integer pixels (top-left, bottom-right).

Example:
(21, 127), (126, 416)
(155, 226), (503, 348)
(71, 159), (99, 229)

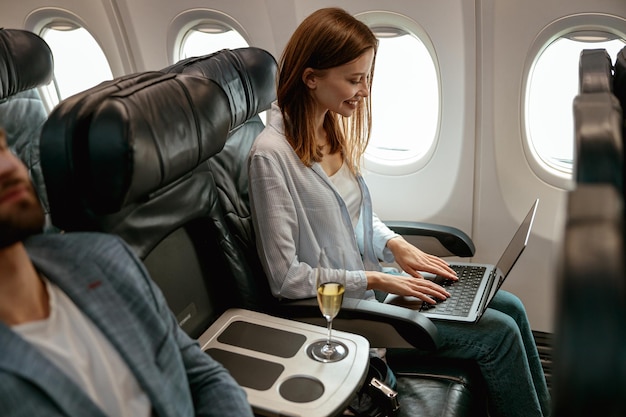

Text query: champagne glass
(309, 247), (348, 362)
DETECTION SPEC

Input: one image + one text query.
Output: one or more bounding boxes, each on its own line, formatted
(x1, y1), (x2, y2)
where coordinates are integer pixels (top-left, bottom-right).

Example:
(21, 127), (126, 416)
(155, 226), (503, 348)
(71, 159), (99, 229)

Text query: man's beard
(0, 194), (45, 249)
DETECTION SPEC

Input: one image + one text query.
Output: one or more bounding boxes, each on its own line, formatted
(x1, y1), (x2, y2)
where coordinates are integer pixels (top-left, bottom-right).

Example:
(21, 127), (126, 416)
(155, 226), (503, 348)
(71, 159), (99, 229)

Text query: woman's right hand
(366, 271), (450, 304)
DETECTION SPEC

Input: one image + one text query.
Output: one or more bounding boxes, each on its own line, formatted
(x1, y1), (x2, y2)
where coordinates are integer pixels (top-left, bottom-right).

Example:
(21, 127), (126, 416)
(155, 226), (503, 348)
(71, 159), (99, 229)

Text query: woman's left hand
(386, 236), (457, 280)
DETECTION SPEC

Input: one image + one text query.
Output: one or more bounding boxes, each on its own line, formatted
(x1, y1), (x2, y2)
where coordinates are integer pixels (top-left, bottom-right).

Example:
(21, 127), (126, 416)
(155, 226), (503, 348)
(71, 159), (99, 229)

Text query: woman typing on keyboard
(248, 7), (550, 416)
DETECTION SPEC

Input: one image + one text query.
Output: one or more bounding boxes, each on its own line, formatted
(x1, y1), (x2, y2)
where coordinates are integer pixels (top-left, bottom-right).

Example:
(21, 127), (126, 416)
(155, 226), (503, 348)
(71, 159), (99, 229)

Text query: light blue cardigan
(248, 103), (399, 300)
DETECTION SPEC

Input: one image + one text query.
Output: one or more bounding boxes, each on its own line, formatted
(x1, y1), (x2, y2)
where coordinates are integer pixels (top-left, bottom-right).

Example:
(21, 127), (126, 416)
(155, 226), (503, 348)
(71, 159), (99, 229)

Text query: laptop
(384, 199), (538, 323)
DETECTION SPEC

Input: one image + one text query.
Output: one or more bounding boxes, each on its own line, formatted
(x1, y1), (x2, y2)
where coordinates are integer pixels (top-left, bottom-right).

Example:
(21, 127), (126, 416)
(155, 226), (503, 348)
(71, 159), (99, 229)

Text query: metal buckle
(368, 377), (400, 416)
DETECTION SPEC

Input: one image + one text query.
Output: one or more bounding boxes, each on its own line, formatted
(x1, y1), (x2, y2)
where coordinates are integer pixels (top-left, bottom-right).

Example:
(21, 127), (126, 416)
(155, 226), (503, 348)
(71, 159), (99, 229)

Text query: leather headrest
(0, 28), (53, 99)
(579, 49), (613, 94)
(86, 73), (230, 213)
(613, 46), (626, 112)
(163, 47), (277, 129)
(573, 92), (623, 188)
(41, 72), (231, 223)
(42, 71), (164, 229)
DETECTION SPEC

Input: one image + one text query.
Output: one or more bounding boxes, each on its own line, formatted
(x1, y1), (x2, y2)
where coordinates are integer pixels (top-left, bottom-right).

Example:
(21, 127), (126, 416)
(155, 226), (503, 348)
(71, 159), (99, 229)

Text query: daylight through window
(367, 27), (439, 167)
(526, 34), (625, 175)
(40, 24), (113, 109)
(180, 24), (248, 59)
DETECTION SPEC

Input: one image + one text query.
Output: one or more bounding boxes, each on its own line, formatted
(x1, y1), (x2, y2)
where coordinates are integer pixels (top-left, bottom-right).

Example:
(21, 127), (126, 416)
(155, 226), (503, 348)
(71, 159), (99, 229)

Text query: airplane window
(356, 11), (441, 174)
(368, 28), (439, 166)
(39, 22), (113, 109)
(525, 32), (625, 177)
(180, 23), (248, 59)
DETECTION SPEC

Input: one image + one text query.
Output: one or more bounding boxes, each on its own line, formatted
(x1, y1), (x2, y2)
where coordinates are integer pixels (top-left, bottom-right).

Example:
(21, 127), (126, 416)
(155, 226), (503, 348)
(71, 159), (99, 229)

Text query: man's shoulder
(24, 232), (133, 267)
(25, 231), (121, 250)
(25, 232), (151, 296)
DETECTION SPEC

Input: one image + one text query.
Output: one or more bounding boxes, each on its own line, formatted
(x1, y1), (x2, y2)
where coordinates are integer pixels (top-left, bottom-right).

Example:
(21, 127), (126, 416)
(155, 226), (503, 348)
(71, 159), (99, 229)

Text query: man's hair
(277, 7), (378, 173)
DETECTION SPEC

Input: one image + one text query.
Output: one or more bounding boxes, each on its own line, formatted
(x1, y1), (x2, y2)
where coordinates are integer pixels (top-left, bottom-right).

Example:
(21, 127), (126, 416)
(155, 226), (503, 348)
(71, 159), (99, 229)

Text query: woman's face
(305, 48), (374, 118)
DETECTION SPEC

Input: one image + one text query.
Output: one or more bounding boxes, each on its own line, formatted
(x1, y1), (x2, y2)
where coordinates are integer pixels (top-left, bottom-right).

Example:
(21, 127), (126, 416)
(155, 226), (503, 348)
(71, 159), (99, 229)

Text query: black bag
(347, 356), (400, 417)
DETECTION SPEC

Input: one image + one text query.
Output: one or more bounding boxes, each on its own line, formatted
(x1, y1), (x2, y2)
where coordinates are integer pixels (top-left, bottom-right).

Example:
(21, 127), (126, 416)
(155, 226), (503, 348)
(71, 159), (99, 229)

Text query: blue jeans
(420, 290), (550, 417)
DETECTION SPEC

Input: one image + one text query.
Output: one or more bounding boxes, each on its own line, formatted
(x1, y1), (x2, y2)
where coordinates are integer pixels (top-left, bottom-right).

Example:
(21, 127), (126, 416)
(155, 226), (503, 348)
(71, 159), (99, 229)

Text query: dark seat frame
(551, 46), (626, 417)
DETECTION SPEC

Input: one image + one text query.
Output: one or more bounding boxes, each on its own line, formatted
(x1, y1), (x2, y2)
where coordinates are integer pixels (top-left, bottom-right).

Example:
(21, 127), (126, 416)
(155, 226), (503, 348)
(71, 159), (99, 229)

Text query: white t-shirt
(329, 161), (362, 228)
(12, 278), (151, 417)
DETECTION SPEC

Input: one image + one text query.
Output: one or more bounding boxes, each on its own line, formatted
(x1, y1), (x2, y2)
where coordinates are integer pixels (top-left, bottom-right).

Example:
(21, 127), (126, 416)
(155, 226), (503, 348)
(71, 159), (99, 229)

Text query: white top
(12, 278), (151, 417)
(329, 161), (362, 228)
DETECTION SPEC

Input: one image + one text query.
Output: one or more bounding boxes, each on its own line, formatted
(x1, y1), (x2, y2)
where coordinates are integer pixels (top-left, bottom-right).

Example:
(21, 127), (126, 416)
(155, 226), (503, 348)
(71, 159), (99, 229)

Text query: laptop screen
(493, 199), (539, 290)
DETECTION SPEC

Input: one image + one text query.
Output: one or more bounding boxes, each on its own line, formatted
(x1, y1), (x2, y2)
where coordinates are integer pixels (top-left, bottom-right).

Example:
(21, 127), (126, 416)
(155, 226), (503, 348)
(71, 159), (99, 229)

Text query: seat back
(614, 45), (626, 175)
(164, 47), (280, 313)
(0, 28), (53, 98)
(41, 71), (164, 230)
(40, 71), (237, 338)
(40, 48), (278, 338)
(0, 29), (54, 226)
(579, 48), (614, 94)
(552, 48), (626, 417)
(553, 184), (626, 417)
(613, 46), (626, 112)
(572, 92), (623, 188)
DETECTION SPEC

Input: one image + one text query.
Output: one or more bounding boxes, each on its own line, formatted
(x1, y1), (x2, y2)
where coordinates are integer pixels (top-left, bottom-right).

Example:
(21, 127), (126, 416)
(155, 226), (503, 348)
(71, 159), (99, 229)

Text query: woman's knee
(489, 290), (527, 318)
(480, 309), (523, 350)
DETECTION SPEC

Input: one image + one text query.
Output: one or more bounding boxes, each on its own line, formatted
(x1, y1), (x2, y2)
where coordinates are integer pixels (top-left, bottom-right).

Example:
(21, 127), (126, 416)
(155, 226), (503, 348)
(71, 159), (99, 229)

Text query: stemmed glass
(309, 247), (348, 363)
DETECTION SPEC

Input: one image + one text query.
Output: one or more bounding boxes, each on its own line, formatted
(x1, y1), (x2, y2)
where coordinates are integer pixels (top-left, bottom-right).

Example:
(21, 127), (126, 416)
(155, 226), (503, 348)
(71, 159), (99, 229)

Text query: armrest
(276, 297), (440, 351)
(384, 221), (475, 258)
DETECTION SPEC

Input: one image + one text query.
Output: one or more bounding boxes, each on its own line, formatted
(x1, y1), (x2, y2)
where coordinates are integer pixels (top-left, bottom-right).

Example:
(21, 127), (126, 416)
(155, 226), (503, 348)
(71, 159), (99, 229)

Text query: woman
(248, 7), (550, 417)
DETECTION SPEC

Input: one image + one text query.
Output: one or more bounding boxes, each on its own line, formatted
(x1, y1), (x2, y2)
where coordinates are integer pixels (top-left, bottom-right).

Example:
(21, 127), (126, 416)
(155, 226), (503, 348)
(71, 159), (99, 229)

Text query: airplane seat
(613, 46), (626, 160)
(553, 184), (626, 417)
(40, 71), (165, 231)
(0, 28), (54, 229)
(551, 48), (626, 416)
(572, 92), (623, 188)
(39, 71), (241, 338)
(613, 46), (626, 111)
(573, 48), (623, 190)
(163, 47), (281, 313)
(579, 49), (614, 94)
(164, 47), (487, 417)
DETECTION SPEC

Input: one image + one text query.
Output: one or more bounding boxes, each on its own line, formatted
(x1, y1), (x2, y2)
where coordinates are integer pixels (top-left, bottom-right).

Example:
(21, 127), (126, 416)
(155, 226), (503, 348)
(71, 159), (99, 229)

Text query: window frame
(167, 9), (250, 65)
(24, 9), (114, 113)
(521, 13), (626, 190)
(356, 11), (442, 176)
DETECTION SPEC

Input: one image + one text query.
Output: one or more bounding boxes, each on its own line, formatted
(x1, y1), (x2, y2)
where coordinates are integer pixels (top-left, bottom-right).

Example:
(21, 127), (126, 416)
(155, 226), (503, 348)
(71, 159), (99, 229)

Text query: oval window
(526, 32), (625, 176)
(357, 12), (441, 174)
(39, 22), (113, 109)
(369, 28), (439, 162)
(179, 22), (248, 59)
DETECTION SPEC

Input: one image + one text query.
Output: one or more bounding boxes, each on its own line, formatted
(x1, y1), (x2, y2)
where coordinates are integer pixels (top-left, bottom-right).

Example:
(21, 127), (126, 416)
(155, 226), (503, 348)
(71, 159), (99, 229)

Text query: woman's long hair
(277, 7), (378, 173)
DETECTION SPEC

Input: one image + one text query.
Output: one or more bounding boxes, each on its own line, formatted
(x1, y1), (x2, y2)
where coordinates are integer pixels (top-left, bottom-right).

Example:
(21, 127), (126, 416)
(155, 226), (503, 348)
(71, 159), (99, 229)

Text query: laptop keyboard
(419, 265), (487, 316)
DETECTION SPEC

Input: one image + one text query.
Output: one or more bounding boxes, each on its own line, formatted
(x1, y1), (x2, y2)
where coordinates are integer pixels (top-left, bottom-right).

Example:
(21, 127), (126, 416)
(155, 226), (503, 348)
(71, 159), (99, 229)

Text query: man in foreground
(0, 128), (254, 416)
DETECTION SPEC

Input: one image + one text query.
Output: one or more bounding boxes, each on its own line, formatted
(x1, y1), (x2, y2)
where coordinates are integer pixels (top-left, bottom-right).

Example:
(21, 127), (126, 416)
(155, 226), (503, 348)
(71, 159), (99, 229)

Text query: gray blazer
(0, 232), (253, 417)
